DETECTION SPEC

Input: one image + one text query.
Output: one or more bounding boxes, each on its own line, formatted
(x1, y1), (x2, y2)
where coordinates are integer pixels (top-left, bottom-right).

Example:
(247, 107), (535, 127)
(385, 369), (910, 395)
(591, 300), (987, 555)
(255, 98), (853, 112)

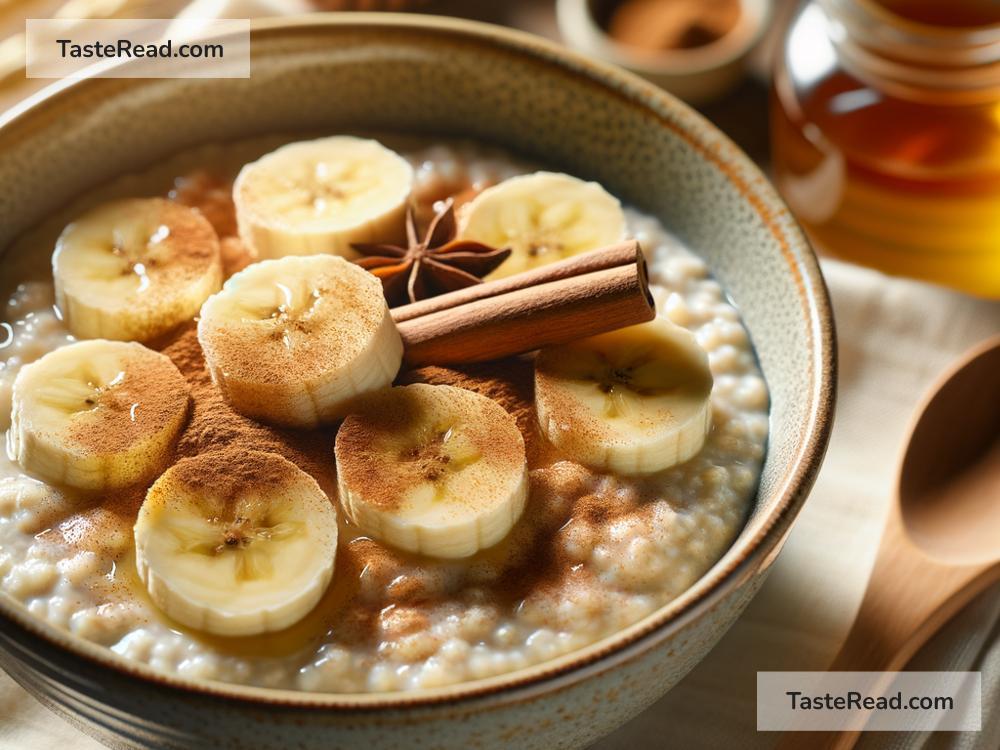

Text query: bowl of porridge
(0, 14), (834, 750)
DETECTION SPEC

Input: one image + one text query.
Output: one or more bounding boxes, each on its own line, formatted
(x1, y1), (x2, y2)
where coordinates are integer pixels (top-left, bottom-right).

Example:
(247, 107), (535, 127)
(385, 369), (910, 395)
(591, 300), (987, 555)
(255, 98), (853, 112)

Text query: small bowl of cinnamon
(556, 0), (771, 104)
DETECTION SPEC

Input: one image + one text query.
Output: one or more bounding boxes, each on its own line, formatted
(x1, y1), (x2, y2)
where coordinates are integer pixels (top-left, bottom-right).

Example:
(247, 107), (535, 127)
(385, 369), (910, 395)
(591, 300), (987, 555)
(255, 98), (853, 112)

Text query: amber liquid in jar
(771, 0), (1000, 297)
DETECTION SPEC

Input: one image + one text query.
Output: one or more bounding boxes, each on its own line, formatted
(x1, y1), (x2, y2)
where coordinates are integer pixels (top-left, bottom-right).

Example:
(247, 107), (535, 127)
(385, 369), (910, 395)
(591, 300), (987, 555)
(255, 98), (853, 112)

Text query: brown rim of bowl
(0, 13), (836, 712)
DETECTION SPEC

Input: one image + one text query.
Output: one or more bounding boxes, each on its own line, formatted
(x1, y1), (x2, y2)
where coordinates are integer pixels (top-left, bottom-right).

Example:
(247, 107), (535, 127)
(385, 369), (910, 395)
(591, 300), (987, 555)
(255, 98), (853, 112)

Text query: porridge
(0, 136), (768, 693)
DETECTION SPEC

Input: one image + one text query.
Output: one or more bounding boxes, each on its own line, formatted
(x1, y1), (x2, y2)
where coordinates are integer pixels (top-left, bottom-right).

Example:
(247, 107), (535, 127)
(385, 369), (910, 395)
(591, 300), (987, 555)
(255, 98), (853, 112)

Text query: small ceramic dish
(557, 0), (772, 103)
(0, 13), (833, 749)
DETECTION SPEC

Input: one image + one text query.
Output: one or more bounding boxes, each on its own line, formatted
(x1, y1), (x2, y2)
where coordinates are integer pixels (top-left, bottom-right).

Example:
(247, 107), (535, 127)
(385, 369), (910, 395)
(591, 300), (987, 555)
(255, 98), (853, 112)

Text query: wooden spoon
(780, 334), (1000, 749)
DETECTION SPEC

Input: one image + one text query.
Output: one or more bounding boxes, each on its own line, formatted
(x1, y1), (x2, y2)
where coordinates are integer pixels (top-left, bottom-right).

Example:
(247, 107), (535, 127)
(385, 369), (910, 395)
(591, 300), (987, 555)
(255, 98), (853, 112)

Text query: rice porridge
(0, 136), (768, 693)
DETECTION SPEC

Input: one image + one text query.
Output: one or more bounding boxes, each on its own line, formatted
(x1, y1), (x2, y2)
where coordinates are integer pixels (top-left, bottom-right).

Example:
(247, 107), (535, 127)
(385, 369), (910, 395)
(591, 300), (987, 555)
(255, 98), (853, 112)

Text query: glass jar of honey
(771, 0), (1000, 297)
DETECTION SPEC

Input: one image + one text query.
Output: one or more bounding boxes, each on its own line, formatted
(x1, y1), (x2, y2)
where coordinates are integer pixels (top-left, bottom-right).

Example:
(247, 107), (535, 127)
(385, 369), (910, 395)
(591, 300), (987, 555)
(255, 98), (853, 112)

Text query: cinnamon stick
(396, 249), (655, 366)
(391, 241), (645, 323)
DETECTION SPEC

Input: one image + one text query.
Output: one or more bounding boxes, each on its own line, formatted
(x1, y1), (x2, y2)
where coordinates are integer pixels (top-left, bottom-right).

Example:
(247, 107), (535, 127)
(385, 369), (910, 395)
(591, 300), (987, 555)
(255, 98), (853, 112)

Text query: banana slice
(53, 197), (223, 342)
(9, 339), (190, 491)
(134, 450), (338, 637)
(534, 318), (713, 475)
(335, 383), (527, 559)
(457, 171), (627, 279)
(233, 136), (414, 259)
(197, 255), (403, 428)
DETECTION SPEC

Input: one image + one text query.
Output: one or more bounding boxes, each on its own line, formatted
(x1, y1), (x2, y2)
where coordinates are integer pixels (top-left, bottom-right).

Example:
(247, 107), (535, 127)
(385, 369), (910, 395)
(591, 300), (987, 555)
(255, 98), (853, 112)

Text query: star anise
(352, 199), (511, 307)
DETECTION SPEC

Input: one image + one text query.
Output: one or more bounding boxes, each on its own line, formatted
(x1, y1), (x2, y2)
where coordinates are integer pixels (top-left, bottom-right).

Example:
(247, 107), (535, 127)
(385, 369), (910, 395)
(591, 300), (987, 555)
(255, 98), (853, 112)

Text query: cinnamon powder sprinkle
(169, 170), (239, 239)
(42, 485), (146, 557)
(68, 345), (190, 457)
(125, 199), (221, 295)
(197, 260), (380, 387)
(169, 447), (304, 502)
(334, 383), (524, 513)
(400, 357), (549, 465)
(161, 323), (339, 494)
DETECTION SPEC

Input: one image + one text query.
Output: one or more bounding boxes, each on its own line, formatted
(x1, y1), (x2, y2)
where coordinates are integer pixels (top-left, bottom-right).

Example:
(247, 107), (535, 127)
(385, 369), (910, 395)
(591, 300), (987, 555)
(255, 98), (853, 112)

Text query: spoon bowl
(900, 336), (1000, 566)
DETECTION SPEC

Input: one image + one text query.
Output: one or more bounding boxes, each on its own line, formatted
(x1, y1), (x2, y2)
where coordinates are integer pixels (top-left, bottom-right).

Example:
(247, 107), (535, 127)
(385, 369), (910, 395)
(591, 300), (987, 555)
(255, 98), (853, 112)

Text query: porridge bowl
(0, 14), (834, 750)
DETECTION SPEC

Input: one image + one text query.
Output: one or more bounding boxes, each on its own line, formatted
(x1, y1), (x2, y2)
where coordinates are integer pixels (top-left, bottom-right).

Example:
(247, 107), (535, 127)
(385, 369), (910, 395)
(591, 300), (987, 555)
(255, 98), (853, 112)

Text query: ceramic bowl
(556, 0), (772, 104)
(0, 14), (835, 750)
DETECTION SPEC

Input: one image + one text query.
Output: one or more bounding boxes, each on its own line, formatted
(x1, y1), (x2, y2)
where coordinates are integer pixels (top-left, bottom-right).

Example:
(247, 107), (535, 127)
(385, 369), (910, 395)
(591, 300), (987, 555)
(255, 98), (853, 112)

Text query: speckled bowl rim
(0, 13), (836, 713)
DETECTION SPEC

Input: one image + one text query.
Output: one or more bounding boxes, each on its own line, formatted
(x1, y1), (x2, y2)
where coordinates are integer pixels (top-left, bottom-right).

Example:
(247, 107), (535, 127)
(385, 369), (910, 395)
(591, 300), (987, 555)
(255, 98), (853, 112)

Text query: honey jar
(771, 0), (1000, 297)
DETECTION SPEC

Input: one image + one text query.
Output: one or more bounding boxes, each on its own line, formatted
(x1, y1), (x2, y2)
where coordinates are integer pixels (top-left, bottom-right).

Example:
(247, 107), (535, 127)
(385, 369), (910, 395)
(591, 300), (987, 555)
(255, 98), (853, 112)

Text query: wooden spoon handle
(777, 526), (999, 750)
(831, 543), (996, 674)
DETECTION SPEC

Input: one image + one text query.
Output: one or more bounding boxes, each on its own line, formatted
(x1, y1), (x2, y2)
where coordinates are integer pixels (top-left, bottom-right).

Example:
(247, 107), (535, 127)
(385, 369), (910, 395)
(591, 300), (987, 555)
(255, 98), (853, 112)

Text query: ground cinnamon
(67, 345), (189, 457)
(606, 0), (741, 52)
(160, 324), (340, 496)
(400, 358), (547, 465)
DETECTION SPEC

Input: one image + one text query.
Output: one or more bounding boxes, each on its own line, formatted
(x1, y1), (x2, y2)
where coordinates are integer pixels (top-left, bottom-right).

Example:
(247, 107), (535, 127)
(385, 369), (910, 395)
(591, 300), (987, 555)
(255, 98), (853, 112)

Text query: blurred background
(2, 0), (784, 159)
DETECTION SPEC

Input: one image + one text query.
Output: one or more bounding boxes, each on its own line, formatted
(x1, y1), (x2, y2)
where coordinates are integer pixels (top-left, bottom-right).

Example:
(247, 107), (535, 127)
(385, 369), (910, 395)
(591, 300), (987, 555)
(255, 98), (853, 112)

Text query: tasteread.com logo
(756, 671), (981, 732)
(54, 38), (225, 60)
(25, 18), (250, 78)
(784, 689), (954, 712)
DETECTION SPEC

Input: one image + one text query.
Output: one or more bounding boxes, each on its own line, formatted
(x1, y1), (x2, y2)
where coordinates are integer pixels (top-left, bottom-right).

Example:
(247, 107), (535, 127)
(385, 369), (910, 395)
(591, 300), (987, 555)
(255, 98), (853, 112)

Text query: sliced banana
(457, 171), (627, 279)
(197, 255), (403, 428)
(9, 339), (190, 491)
(534, 318), (713, 475)
(53, 197), (223, 342)
(134, 450), (338, 637)
(336, 383), (527, 559)
(233, 136), (414, 259)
